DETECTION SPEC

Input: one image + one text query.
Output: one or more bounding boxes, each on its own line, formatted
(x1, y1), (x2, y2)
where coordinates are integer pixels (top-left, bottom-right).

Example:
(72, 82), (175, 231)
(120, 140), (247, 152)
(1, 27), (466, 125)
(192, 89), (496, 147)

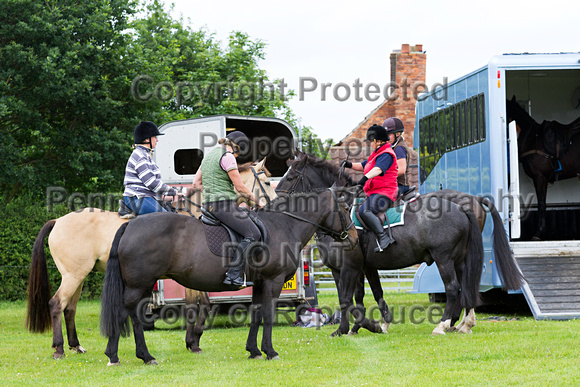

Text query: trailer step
(512, 241), (580, 320)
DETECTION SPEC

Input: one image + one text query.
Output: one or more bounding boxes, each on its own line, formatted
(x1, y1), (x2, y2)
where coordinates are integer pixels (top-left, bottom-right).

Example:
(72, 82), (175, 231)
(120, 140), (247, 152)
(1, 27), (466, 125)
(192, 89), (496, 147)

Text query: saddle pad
(203, 224), (235, 258)
(351, 198), (406, 230)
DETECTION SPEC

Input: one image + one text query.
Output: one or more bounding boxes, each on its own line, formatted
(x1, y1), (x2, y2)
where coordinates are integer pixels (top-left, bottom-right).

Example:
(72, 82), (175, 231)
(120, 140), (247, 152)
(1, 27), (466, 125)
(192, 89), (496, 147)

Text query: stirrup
(374, 235), (395, 253)
(223, 274), (253, 288)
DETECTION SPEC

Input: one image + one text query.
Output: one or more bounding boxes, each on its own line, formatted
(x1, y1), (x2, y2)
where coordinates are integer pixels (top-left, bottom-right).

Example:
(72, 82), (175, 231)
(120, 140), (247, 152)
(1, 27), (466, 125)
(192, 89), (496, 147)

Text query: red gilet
(363, 144), (398, 201)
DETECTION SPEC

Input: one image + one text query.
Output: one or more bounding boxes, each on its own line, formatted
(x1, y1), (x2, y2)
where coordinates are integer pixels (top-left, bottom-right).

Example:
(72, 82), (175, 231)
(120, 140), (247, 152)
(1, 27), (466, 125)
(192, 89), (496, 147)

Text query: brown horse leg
(64, 284), (86, 353)
(533, 176), (548, 240)
(50, 275), (86, 359)
(185, 289), (210, 353)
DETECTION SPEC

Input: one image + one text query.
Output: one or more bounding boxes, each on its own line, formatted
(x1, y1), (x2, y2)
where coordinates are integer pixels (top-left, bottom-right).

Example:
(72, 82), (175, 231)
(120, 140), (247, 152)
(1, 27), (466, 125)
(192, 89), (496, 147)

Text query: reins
(281, 188), (353, 241)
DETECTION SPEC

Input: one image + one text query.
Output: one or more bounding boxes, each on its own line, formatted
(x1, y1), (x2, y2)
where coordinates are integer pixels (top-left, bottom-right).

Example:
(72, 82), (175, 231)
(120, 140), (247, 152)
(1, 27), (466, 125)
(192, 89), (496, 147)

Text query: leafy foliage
(0, 0), (306, 202)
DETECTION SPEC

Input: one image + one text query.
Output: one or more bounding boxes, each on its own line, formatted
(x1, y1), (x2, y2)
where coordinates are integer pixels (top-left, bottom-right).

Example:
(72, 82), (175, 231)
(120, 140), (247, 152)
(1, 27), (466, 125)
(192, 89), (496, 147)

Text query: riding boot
(360, 210), (395, 253)
(223, 237), (255, 287)
(118, 199), (135, 219)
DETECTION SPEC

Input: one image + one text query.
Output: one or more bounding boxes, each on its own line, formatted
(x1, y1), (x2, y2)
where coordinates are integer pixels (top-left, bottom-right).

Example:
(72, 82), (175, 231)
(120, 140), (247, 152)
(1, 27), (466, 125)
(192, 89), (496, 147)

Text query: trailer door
(508, 120), (521, 239)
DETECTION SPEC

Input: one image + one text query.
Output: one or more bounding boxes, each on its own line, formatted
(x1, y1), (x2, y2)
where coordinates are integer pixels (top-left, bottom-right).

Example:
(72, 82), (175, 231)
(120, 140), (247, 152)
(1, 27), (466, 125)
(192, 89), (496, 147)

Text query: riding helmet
(226, 130), (250, 155)
(366, 124), (389, 142)
(134, 121), (164, 144)
(383, 117), (405, 134)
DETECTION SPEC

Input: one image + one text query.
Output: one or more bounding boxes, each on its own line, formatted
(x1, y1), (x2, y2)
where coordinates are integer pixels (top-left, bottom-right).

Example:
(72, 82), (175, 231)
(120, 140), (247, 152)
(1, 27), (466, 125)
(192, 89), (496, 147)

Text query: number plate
(282, 274), (297, 290)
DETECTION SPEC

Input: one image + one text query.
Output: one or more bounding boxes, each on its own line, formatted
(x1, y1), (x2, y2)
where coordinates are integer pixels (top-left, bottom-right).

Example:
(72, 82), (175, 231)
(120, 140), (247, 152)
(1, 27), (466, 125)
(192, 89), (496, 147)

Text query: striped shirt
(123, 145), (177, 199)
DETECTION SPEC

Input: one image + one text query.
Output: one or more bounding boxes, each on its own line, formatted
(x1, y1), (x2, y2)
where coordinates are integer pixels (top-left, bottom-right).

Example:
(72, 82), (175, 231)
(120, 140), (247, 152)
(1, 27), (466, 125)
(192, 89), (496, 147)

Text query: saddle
(353, 186), (419, 231)
(199, 207), (268, 258)
(540, 117), (580, 158)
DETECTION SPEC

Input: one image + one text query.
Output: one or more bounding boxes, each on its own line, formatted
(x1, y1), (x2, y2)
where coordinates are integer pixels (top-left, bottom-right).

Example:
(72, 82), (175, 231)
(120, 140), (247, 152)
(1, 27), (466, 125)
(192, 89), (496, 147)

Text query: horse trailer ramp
(512, 241), (580, 320)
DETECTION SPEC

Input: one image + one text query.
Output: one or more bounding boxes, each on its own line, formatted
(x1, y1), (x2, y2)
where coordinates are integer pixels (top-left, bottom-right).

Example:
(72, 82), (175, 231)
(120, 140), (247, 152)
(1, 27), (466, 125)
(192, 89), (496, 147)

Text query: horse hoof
(248, 355), (264, 360)
(52, 352), (65, 360)
(330, 330), (342, 337)
(145, 359), (158, 366)
(347, 331), (358, 336)
(380, 323), (390, 333)
(107, 361), (120, 367)
(70, 345), (87, 354)
(268, 355), (282, 361)
(188, 347), (203, 354)
(445, 326), (457, 333)
(431, 329), (446, 336)
(458, 327), (473, 334)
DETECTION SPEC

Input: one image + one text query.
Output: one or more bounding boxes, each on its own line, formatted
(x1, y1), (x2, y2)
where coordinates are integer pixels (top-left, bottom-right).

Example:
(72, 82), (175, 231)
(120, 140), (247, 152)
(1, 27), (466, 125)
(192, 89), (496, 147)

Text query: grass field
(1, 292), (578, 386)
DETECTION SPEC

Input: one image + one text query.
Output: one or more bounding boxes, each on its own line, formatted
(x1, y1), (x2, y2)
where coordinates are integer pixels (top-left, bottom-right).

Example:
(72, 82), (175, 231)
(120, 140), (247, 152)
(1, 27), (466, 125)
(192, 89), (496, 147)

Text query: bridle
(278, 162), (312, 194)
(250, 166), (273, 206)
(281, 188), (354, 241)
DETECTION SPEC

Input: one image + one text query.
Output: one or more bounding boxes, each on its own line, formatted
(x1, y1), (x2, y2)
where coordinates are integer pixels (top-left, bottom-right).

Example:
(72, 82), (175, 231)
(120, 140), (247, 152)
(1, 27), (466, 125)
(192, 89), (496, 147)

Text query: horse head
(276, 150), (352, 194)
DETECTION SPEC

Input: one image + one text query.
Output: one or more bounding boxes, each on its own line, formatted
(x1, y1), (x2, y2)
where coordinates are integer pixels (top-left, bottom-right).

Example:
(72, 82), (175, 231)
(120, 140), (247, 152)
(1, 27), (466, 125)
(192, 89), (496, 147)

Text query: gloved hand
(340, 160), (352, 169)
(357, 176), (368, 188)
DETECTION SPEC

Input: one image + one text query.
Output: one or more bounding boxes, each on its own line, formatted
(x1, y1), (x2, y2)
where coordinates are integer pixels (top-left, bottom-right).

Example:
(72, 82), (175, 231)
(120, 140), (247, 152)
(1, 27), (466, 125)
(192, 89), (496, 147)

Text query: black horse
(276, 152), (525, 335)
(100, 188), (358, 365)
(506, 96), (580, 240)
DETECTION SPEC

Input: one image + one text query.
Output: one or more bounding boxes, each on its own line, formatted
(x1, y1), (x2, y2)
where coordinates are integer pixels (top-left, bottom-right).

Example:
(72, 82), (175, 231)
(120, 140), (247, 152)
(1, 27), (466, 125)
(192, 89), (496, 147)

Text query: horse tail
(26, 220), (56, 333)
(481, 198), (526, 290)
(460, 209), (484, 309)
(100, 222), (131, 338)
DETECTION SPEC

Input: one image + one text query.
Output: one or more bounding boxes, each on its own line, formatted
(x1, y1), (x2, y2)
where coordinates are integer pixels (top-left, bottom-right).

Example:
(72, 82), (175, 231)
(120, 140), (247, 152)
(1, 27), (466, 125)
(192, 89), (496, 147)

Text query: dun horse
(276, 152), (525, 335)
(26, 159), (275, 359)
(100, 187), (358, 365)
(506, 96), (580, 240)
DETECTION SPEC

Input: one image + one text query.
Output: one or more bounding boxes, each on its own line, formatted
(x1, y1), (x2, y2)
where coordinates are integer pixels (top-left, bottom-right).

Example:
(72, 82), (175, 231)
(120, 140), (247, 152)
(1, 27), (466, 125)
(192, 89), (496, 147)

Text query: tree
(0, 0), (317, 202)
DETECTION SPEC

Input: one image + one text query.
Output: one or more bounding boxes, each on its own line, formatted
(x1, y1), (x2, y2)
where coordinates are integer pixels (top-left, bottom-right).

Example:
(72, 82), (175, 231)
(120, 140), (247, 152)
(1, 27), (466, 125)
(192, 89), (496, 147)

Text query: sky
(170, 0), (579, 142)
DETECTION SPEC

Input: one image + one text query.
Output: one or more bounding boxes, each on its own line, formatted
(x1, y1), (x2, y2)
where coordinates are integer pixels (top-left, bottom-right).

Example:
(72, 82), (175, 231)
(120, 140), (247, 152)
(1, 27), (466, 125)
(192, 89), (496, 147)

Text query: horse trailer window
(174, 149), (204, 175)
(419, 93), (486, 183)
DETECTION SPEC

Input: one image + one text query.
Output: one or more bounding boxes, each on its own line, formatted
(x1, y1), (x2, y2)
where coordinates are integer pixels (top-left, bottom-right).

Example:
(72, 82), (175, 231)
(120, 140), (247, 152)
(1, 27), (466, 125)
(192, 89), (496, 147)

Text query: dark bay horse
(26, 160), (275, 359)
(506, 96), (580, 240)
(276, 152), (525, 335)
(100, 188), (358, 365)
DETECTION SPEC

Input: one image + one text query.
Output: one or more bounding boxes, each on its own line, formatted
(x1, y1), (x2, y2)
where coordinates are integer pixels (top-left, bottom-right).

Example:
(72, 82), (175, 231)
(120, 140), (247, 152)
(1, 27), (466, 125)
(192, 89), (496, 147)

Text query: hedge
(0, 195), (106, 301)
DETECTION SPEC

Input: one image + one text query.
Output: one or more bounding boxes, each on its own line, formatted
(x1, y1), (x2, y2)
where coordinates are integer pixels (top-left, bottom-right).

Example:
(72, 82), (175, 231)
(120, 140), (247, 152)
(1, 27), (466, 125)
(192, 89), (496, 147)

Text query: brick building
(329, 43), (426, 187)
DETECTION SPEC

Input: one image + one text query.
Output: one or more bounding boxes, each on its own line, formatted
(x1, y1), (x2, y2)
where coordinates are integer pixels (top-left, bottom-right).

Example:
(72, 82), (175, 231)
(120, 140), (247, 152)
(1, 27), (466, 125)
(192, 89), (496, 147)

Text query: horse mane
(292, 152), (354, 186)
(238, 161), (272, 177)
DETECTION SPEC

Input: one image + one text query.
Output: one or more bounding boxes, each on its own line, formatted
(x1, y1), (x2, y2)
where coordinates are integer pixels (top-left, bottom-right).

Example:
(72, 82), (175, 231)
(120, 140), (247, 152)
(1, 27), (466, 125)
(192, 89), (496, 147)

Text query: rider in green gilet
(192, 131), (260, 287)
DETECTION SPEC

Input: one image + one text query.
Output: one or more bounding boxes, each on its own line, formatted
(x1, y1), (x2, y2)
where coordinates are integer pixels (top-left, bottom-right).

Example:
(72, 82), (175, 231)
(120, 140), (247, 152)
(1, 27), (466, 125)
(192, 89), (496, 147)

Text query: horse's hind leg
(432, 261), (460, 336)
(126, 288), (157, 365)
(64, 283), (87, 353)
(49, 275), (85, 359)
(457, 308), (476, 334)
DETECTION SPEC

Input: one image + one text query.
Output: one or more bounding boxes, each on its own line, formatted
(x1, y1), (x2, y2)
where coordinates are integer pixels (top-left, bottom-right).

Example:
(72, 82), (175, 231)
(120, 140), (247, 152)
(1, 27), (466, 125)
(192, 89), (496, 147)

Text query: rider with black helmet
(383, 117), (411, 195)
(192, 130), (260, 287)
(340, 124), (398, 252)
(121, 121), (181, 216)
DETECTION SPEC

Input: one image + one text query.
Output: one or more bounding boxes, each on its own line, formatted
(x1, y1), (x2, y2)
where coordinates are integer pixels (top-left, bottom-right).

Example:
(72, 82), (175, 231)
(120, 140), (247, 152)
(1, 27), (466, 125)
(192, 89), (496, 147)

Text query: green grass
(1, 293), (579, 386)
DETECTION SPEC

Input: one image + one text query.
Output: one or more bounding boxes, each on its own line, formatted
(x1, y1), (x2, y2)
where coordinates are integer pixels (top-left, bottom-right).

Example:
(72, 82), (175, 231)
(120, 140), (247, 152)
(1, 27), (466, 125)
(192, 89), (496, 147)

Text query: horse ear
(255, 158), (266, 170)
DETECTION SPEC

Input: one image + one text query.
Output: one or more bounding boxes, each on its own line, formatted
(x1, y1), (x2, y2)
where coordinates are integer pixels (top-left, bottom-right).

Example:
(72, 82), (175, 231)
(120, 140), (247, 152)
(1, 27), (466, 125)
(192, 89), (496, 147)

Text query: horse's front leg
(259, 278), (285, 360)
(246, 280), (263, 359)
(185, 290), (210, 353)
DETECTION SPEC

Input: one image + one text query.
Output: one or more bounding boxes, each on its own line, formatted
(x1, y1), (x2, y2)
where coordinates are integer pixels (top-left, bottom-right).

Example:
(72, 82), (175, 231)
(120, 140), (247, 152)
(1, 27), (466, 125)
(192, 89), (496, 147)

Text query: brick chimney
(389, 44), (426, 147)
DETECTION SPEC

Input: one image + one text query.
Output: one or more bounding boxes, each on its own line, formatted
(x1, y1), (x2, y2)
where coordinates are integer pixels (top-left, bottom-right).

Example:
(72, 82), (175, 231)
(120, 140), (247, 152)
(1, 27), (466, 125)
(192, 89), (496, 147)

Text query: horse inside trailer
(413, 53), (580, 319)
